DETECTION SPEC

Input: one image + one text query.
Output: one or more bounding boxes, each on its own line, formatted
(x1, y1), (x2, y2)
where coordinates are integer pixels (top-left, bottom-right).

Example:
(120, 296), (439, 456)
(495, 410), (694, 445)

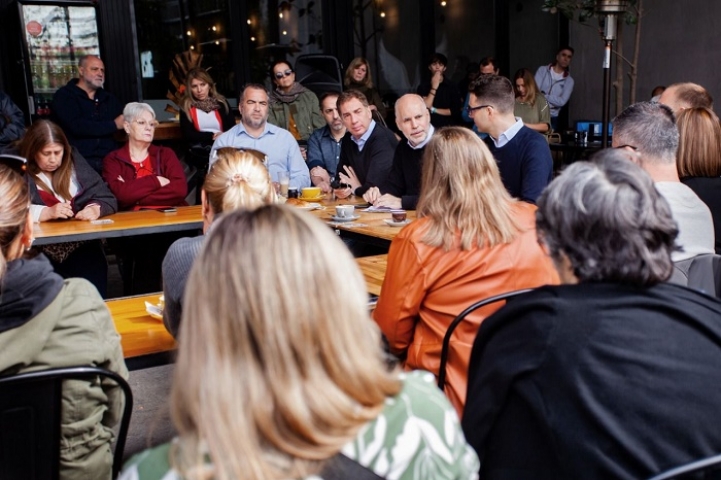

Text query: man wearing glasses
(210, 84), (310, 189)
(52, 55), (124, 173)
(467, 75), (552, 204)
(612, 102), (714, 262)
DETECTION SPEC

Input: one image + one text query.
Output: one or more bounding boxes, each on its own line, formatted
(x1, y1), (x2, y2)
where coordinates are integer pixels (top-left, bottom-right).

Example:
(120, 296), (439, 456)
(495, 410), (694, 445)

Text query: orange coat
(373, 202), (559, 415)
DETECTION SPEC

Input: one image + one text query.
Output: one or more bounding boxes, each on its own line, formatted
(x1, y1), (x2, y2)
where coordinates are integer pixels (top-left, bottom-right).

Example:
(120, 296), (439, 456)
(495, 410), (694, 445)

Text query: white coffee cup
(335, 205), (355, 218)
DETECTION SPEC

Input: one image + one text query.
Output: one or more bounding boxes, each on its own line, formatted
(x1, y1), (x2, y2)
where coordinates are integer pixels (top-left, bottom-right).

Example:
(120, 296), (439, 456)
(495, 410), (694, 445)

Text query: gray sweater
(161, 235), (205, 337)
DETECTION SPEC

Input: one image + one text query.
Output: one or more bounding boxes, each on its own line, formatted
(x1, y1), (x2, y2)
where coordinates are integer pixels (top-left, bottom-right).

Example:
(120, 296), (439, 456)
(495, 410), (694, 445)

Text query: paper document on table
(362, 206), (395, 212)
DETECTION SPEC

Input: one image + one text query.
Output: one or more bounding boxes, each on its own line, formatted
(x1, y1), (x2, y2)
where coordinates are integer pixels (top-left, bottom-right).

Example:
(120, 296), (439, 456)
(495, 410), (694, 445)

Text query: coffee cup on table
(301, 186), (321, 199)
(391, 210), (407, 222)
(335, 205), (355, 218)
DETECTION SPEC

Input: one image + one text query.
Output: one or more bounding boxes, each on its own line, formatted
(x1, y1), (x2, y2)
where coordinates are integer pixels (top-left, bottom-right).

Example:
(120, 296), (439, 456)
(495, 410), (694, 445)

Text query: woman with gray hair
(462, 149), (721, 479)
(103, 102), (187, 210)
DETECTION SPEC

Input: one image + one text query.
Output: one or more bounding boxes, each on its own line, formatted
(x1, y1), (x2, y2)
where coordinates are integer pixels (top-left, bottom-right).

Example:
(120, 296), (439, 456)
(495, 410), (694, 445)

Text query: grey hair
(394, 93), (426, 119)
(123, 102), (156, 123)
(536, 149), (678, 286)
(612, 101), (678, 165)
(239, 83), (269, 103)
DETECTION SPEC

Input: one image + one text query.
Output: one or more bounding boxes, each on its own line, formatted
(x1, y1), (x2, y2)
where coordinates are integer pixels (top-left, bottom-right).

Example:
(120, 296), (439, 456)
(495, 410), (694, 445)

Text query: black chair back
(294, 54), (344, 97)
(648, 453), (721, 480)
(0, 366), (133, 480)
(437, 289), (532, 390)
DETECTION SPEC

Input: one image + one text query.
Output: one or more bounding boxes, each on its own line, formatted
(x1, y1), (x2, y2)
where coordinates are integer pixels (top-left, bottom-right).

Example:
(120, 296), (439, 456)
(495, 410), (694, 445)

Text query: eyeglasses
(0, 154), (28, 175)
(133, 120), (158, 129)
(274, 69), (294, 79)
(465, 104), (493, 115)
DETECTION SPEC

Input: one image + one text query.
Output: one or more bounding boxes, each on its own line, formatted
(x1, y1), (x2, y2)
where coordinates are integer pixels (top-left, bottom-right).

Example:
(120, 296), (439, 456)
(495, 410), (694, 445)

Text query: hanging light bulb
(380, 11), (386, 17)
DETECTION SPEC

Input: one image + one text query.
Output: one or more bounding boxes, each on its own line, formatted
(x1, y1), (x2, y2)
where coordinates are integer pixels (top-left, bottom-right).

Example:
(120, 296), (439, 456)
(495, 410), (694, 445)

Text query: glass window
(246, 0), (323, 87)
(133, 0), (234, 117)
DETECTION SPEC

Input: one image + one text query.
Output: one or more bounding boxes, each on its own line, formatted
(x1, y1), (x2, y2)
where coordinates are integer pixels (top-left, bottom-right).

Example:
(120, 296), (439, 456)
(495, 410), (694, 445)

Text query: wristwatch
(431, 107), (437, 114)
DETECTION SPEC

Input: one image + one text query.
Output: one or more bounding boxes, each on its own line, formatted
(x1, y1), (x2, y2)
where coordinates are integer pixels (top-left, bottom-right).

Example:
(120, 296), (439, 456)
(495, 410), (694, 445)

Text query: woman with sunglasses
(267, 60), (325, 142)
(103, 102), (187, 210)
(0, 162), (128, 480)
(17, 119), (117, 295)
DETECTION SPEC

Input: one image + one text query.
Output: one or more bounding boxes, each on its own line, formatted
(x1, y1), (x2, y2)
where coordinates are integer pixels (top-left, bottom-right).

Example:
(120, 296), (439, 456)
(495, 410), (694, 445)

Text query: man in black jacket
(333, 90), (397, 199)
(363, 94), (434, 210)
(52, 55), (123, 173)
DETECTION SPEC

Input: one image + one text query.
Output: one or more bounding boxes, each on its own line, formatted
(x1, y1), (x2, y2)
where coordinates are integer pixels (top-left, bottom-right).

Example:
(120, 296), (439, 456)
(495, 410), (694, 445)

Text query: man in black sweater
(363, 94), (434, 210)
(333, 90), (397, 199)
(468, 74), (552, 204)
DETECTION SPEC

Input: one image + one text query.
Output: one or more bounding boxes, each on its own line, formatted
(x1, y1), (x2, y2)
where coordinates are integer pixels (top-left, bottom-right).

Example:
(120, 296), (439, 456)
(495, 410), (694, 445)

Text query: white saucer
(330, 214), (361, 222)
(384, 219), (410, 227)
(294, 202), (322, 211)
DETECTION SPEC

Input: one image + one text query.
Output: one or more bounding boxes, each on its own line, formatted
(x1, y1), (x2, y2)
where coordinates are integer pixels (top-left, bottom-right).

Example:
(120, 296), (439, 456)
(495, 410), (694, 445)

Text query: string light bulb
(441, 0), (447, 5)
(380, 11), (386, 17)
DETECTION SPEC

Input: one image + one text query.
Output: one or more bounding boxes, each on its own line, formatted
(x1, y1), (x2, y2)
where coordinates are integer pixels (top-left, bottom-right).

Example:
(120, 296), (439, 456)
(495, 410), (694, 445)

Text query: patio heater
(595, 0), (628, 146)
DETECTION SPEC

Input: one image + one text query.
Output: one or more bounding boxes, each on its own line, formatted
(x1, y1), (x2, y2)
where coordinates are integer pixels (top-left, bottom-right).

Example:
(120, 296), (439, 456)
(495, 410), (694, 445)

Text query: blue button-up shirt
(351, 120), (377, 152)
(306, 125), (342, 177)
(209, 121), (310, 188)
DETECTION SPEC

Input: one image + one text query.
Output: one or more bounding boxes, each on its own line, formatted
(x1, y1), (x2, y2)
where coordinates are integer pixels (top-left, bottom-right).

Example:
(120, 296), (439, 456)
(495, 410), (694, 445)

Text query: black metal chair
(0, 366), (133, 480)
(648, 453), (721, 480)
(437, 289), (532, 390)
(294, 54), (344, 97)
(670, 253), (721, 299)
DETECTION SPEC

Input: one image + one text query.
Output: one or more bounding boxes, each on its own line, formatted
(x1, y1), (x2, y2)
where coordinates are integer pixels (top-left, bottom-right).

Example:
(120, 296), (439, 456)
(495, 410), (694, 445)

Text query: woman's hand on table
(75, 204), (102, 221)
(157, 176), (170, 187)
(40, 202), (75, 222)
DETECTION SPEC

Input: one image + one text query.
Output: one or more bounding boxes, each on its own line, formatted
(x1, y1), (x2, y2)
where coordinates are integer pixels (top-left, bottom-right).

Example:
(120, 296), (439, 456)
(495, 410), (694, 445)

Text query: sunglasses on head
(0, 154), (28, 176)
(274, 69), (293, 79)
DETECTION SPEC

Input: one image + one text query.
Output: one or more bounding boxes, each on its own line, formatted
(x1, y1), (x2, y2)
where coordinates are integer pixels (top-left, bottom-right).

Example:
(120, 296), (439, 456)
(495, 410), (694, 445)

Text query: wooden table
(108, 254), (389, 370)
(107, 293), (176, 371)
(305, 196), (416, 248)
(34, 205), (203, 246)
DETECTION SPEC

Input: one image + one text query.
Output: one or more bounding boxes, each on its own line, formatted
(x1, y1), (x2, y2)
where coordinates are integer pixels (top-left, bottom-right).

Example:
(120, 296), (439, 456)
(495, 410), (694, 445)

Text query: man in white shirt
(613, 101), (714, 262)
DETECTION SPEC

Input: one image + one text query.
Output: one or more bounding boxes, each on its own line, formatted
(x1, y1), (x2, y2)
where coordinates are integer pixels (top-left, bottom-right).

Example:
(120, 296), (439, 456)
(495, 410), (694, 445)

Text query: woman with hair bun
(161, 147), (276, 336)
(0, 161), (127, 480)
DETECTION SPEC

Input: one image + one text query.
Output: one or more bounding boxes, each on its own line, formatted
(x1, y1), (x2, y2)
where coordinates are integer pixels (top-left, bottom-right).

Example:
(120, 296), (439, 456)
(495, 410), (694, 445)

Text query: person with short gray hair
(463, 150), (721, 480)
(613, 101), (714, 261)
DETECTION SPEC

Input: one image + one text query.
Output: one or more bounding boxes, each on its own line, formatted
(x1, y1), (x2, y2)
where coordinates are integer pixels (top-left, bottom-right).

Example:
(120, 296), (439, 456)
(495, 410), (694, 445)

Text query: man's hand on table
(375, 194), (402, 209)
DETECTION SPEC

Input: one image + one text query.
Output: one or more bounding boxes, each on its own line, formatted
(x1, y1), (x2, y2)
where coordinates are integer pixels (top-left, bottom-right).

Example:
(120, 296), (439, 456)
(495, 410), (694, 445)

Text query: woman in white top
(18, 119), (116, 295)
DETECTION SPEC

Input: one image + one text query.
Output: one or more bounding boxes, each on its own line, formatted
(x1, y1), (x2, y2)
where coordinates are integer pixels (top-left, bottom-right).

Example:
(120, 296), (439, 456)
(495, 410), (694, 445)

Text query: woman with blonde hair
(373, 126), (558, 415)
(122, 204), (479, 480)
(161, 147), (276, 336)
(0, 160), (127, 480)
(344, 57), (386, 119)
(513, 68), (551, 133)
(677, 107), (721, 253)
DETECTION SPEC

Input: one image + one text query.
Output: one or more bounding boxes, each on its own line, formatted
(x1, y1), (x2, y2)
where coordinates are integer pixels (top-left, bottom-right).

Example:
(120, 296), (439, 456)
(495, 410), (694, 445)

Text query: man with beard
(52, 55), (124, 173)
(306, 91), (346, 193)
(210, 83), (309, 189)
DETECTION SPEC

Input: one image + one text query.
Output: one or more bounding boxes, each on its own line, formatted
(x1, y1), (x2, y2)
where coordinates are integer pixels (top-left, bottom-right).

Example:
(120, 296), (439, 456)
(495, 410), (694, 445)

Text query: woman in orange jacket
(373, 126), (558, 415)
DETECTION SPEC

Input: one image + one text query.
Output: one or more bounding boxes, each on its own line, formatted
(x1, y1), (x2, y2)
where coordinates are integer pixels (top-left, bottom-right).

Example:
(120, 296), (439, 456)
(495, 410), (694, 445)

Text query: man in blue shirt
(210, 83), (310, 189)
(306, 91), (345, 193)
